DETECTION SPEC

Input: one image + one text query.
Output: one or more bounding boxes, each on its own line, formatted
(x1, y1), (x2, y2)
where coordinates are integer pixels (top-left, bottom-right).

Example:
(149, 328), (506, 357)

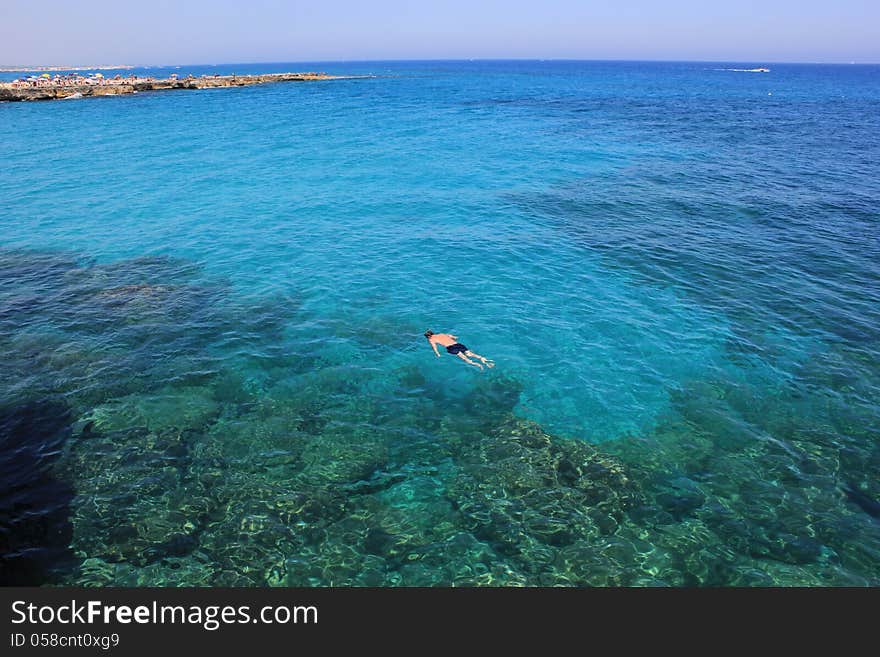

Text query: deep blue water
(1, 61), (879, 586)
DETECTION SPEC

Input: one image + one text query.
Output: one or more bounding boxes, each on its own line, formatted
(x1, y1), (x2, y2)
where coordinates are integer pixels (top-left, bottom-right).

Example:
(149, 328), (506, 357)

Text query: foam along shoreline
(0, 72), (344, 102)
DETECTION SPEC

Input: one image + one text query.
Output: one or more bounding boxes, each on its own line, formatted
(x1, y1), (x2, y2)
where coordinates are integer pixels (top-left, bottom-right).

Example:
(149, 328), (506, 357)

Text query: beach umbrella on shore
(94, 73), (104, 78)
(40, 73), (50, 78)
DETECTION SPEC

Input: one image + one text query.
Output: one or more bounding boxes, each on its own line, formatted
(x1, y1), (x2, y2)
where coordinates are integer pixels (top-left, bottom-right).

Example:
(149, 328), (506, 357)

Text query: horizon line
(3, 56), (878, 69)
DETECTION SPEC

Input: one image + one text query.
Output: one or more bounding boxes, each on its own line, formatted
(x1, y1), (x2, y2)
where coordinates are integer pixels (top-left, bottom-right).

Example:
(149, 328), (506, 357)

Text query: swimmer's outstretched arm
(430, 341), (441, 357)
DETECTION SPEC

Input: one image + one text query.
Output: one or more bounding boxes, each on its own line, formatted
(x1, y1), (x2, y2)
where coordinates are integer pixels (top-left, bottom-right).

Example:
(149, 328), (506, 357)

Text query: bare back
(429, 333), (457, 348)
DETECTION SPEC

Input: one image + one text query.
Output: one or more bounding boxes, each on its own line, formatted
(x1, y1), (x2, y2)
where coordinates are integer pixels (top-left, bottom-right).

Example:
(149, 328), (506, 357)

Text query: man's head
(424, 330), (434, 339)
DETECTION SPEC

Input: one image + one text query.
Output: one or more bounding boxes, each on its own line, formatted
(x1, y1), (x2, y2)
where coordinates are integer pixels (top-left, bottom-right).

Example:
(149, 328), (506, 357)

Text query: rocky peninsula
(0, 72), (339, 102)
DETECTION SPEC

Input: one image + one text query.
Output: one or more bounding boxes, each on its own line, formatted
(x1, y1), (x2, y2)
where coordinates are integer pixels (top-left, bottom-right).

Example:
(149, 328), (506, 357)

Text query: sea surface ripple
(1, 61), (879, 586)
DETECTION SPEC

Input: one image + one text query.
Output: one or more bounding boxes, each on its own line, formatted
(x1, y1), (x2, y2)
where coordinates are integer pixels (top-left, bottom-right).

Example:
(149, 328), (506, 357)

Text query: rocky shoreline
(0, 72), (339, 102)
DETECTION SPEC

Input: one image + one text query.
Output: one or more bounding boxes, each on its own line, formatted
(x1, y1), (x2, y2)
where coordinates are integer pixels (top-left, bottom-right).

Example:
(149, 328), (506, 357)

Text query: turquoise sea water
(1, 61), (879, 586)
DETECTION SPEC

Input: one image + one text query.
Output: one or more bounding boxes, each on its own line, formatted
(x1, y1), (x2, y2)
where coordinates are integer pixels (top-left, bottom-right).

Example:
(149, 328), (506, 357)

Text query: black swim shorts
(446, 343), (468, 355)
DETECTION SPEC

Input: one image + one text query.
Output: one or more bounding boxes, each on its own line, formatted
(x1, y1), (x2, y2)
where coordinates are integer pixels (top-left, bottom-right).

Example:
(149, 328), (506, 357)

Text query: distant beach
(0, 65), (134, 72)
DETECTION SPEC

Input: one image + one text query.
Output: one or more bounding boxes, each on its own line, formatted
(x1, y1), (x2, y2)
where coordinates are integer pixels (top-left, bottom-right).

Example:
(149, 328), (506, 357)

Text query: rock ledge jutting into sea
(0, 72), (343, 102)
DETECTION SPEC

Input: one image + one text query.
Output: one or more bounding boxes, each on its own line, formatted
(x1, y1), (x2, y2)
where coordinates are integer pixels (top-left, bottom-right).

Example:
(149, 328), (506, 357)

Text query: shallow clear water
(1, 61), (879, 586)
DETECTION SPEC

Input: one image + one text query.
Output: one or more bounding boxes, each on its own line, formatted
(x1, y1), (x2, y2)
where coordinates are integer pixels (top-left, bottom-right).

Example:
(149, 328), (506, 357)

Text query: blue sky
(2, 0), (878, 65)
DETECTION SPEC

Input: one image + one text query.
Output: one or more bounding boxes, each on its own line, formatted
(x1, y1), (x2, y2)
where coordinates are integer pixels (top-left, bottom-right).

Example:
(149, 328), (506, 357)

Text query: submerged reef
(446, 417), (640, 584)
(2, 246), (879, 586)
(59, 394), (642, 586)
(0, 248), (294, 583)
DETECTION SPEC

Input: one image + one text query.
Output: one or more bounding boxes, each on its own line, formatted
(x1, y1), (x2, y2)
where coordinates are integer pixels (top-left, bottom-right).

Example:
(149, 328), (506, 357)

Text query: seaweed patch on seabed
(605, 374), (880, 586)
(0, 247), (299, 584)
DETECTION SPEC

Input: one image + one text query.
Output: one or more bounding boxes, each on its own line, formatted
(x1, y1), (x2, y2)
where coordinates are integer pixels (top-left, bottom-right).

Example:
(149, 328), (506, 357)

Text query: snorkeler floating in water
(424, 330), (495, 371)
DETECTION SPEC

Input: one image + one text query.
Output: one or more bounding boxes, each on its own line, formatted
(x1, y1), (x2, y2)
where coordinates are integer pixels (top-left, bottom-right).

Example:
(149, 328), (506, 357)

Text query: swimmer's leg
(457, 352), (483, 370)
(466, 351), (495, 368)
